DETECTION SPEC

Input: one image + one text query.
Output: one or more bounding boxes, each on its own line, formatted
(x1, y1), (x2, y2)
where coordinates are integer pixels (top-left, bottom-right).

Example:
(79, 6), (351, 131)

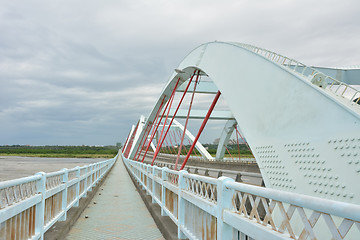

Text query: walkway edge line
(44, 160), (117, 240)
(122, 158), (178, 240)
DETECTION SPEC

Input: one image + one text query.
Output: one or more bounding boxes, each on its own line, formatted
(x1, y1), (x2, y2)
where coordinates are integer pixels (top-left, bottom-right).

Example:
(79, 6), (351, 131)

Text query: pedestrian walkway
(66, 159), (164, 240)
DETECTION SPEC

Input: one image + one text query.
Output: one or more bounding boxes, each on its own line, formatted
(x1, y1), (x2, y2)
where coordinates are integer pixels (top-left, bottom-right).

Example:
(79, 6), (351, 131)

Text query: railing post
(152, 166), (156, 203)
(88, 164), (93, 191)
(217, 176), (235, 240)
(177, 170), (187, 239)
(35, 172), (46, 240)
(74, 166), (80, 207)
(83, 167), (88, 197)
(161, 167), (168, 216)
(59, 168), (68, 221)
(146, 164), (150, 195)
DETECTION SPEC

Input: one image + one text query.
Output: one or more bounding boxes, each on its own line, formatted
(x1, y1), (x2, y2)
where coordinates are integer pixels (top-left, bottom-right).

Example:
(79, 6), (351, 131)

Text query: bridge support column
(216, 120), (237, 160)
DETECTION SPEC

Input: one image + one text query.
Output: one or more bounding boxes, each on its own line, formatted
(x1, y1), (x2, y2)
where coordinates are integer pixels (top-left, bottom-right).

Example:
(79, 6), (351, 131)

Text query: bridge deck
(66, 160), (164, 240)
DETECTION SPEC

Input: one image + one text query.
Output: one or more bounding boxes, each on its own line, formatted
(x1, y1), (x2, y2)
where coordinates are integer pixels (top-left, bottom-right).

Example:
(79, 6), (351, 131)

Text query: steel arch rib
(129, 41), (360, 205)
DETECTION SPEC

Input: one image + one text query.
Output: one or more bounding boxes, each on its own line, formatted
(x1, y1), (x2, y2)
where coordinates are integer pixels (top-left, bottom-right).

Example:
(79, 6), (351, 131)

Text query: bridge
(1, 41), (360, 239)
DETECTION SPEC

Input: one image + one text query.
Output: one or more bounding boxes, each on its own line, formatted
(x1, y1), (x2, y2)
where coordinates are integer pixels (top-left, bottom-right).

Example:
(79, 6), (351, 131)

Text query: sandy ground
(0, 156), (105, 181)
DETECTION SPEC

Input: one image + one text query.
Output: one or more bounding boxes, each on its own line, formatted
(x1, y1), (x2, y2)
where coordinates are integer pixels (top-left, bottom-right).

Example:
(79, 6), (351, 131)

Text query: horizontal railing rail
(148, 160), (262, 185)
(124, 156), (360, 240)
(0, 155), (117, 240)
(146, 151), (257, 163)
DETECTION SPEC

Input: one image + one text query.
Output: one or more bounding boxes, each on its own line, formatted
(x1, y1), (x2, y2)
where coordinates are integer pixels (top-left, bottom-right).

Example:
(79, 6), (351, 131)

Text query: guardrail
(154, 152), (257, 163)
(124, 156), (360, 240)
(0, 155), (117, 240)
(147, 160), (263, 185)
(232, 42), (360, 105)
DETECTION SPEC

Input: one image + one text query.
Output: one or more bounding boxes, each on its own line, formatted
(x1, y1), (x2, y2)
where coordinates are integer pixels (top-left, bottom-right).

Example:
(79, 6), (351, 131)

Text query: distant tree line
(0, 145), (119, 155)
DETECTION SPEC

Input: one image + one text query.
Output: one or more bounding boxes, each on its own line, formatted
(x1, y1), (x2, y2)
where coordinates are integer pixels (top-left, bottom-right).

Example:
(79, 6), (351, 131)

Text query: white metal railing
(124, 156), (360, 240)
(0, 155), (117, 240)
(231, 42), (360, 105)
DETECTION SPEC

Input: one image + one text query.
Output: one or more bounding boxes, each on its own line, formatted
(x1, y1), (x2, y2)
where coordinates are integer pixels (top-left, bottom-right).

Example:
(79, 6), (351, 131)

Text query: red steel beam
(141, 78), (180, 162)
(175, 71), (199, 169)
(180, 90), (221, 170)
(151, 71), (196, 166)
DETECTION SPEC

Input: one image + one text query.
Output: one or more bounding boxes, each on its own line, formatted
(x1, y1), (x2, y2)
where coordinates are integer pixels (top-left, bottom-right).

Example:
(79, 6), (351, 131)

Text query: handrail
(0, 155), (118, 239)
(145, 159), (262, 183)
(231, 42), (360, 106)
(124, 155), (360, 240)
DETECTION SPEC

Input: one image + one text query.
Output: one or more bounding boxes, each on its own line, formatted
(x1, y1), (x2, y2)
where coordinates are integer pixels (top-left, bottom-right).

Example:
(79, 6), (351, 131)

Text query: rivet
(348, 160), (353, 164)
(314, 189), (318, 192)
(350, 193), (354, 198)
(343, 194), (347, 197)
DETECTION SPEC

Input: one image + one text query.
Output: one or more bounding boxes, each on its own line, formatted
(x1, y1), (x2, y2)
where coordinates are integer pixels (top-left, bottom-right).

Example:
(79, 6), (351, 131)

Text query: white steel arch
(129, 41), (360, 205)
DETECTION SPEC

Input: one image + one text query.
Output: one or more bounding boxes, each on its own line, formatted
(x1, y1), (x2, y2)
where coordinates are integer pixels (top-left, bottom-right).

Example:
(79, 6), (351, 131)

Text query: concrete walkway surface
(66, 160), (164, 240)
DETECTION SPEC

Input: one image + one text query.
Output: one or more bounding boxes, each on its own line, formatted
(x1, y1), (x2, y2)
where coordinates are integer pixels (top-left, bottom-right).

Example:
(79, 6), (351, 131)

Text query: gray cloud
(0, 0), (359, 145)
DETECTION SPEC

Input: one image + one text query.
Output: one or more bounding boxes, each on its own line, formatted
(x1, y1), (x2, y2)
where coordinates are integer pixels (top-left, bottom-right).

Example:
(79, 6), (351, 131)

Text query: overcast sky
(0, 0), (359, 146)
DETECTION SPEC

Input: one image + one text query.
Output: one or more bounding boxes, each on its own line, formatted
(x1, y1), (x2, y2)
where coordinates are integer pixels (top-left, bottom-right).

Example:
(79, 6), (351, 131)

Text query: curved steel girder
(172, 119), (214, 160)
(215, 119), (237, 160)
(129, 115), (147, 156)
(177, 42), (360, 205)
(130, 41), (360, 205)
